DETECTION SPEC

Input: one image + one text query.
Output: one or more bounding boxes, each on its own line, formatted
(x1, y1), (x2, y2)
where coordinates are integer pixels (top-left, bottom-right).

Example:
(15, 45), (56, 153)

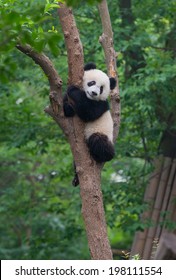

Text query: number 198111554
(109, 266), (162, 276)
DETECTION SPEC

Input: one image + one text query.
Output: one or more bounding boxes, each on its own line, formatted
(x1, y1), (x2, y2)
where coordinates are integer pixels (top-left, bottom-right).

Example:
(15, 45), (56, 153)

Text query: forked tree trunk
(17, 1), (120, 259)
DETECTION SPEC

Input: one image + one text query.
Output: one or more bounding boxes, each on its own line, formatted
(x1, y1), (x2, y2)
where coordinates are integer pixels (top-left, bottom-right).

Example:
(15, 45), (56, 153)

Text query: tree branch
(58, 5), (84, 87)
(16, 44), (62, 93)
(16, 44), (69, 134)
(98, 0), (120, 142)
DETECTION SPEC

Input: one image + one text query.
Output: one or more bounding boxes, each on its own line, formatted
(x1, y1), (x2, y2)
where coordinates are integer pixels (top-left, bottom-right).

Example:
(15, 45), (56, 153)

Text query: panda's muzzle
(87, 85), (101, 99)
(92, 91), (98, 96)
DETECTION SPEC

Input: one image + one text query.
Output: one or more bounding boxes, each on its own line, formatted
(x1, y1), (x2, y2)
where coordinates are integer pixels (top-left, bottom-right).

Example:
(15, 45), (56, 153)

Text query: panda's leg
(86, 133), (115, 163)
(72, 161), (79, 187)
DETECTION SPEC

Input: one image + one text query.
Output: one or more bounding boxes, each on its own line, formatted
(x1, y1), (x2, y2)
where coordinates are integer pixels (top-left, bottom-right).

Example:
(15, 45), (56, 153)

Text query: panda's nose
(92, 91), (98, 96)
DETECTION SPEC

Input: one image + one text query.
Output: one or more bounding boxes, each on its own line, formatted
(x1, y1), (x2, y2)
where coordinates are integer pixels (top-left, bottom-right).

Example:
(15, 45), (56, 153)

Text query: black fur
(63, 64), (115, 186)
(109, 77), (116, 90)
(87, 133), (115, 163)
(84, 62), (96, 71)
(64, 86), (109, 122)
(63, 94), (75, 117)
(72, 161), (79, 187)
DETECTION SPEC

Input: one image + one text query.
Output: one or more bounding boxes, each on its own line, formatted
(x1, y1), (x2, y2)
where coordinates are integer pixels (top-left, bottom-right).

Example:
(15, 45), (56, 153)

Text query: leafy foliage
(65, 0), (102, 7)
(0, 0), (176, 259)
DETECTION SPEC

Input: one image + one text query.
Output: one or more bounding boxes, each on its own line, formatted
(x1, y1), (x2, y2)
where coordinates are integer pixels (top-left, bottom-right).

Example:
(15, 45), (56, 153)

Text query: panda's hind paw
(87, 133), (115, 163)
(72, 174), (79, 187)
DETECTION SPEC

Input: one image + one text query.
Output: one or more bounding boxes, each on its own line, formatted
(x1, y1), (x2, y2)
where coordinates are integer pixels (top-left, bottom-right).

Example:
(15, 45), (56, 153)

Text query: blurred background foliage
(0, 0), (175, 259)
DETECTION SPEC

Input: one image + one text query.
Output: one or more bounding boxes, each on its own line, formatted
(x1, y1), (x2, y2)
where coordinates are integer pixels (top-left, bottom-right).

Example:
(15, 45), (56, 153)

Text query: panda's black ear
(109, 77), (116, 90)
(84, 62), (96, 71)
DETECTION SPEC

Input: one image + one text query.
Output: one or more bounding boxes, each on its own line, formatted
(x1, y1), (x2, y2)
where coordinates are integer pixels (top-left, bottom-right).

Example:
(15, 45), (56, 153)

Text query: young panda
(63, 62), (116, 164)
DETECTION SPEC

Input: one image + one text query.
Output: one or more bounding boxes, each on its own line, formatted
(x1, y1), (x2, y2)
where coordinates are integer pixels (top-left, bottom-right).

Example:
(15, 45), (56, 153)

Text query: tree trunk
(119, 0), (146, 78)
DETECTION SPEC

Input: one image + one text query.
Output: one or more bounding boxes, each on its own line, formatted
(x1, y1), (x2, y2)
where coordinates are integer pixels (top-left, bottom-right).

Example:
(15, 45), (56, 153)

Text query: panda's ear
(84, 63), (96, 71)
(109, 77), (116, 90)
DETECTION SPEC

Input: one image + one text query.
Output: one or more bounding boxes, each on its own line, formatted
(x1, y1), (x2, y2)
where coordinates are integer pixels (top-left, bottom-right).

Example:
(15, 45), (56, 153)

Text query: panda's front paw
(63, 102), (75, 117)
(67, 85), (80, 98)
(67, 85), (80, 92)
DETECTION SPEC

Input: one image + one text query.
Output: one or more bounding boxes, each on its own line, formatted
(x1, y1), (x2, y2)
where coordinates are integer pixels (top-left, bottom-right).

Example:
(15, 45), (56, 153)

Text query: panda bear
(63, 62), (116, 164)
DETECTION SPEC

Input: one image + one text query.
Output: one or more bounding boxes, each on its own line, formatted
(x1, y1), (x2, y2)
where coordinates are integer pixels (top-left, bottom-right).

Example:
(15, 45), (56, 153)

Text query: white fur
(83, 69), (110, 101)
(83, 68), (113, 147)
(85, 111), (113, 143)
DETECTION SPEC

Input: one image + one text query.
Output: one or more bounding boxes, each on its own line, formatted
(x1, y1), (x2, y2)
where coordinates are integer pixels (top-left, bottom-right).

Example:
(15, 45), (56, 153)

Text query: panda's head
(83, 63), (116, 101)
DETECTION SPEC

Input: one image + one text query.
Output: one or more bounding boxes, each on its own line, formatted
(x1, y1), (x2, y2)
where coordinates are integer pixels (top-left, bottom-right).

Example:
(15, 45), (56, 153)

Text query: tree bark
(98, 0), (120, 142)
(155, 232), (176, 260)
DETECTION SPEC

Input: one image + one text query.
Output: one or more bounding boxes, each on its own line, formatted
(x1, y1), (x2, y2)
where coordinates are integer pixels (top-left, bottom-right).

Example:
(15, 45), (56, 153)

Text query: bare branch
(58, 4), (84, 87)
(16, 44), (62, 93)
(98, 0), (120, 142)
(16, 44), (68, 134)
(98, 0), (115, 74)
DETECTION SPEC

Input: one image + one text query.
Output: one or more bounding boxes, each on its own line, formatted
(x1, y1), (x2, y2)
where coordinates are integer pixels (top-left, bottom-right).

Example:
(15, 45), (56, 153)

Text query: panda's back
(84, 111), (113, 143)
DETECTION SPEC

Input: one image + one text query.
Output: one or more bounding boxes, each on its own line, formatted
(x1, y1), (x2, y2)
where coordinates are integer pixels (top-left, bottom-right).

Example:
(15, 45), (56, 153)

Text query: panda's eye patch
(100, 86), (103, 94)
(87, 81), (96, 87)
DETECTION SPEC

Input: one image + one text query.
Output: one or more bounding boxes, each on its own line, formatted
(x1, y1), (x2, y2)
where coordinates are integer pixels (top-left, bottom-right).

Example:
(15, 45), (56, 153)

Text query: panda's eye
(100, 86), (103, 94)
(87, 81), (96, 87)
